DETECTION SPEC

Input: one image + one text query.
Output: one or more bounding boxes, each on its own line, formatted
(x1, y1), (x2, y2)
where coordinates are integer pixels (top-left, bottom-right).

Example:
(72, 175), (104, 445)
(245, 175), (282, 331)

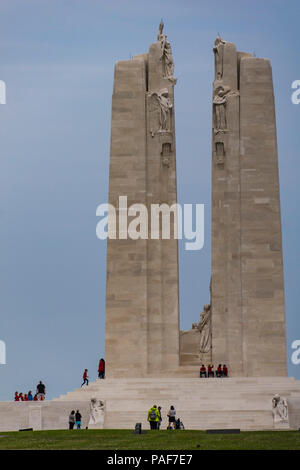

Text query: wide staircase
(52, 376), (300, 430)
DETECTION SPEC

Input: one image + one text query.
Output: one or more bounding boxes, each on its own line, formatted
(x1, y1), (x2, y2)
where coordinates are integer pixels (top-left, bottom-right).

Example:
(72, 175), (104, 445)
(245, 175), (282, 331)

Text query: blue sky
(0, 0), (299, 400)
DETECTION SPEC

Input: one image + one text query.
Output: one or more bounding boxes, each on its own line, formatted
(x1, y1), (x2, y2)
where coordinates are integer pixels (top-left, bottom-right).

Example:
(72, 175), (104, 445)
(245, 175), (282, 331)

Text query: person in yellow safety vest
(147, 405), (160, 430)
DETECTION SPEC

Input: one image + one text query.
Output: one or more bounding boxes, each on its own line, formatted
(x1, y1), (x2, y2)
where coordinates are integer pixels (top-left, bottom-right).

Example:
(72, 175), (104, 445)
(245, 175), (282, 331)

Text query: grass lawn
(0, 429), (299, 450)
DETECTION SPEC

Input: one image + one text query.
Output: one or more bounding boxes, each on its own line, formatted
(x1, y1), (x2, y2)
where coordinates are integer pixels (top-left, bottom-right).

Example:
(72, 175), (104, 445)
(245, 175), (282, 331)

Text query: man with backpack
(147, 405), (160, 430)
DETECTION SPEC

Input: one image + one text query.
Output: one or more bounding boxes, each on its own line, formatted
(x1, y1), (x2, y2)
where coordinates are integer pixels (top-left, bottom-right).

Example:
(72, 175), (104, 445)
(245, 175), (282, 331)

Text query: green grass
(0, 429), (299, 450)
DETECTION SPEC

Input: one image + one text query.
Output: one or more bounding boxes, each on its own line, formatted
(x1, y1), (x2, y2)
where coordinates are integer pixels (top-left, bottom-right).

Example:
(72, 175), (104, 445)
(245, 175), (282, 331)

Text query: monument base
(1, 377), (300, 432)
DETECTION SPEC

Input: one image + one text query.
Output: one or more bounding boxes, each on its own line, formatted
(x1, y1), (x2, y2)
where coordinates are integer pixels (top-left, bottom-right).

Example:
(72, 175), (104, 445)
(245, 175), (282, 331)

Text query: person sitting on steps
(200, 364), (207, 378)
(208, 364), (214, 377)
(216, 364), (222, 378)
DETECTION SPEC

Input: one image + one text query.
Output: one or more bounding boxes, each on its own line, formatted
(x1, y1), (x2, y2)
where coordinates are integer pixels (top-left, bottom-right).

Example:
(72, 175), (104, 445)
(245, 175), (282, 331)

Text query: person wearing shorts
(167, 405), (176, 429)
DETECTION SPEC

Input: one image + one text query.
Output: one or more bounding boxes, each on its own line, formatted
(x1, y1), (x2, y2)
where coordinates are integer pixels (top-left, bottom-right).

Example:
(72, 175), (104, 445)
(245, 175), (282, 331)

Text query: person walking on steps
(81, 369), (89, 387)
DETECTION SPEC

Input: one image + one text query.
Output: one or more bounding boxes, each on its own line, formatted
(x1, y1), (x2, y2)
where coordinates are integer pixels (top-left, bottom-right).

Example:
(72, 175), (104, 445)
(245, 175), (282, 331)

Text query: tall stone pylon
(211, 38), (287, 376)
(105, 22), (180, 378)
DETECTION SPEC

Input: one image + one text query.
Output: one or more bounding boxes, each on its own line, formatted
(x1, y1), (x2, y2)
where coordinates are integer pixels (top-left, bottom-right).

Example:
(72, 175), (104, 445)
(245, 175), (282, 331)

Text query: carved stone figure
(213, 36), (226, 80)
(88, 397), (105, 428)
(149, 89), (172, 132)
(194, 304), (212, 354)
(157, 21), (175, 82)
(213, 86), (230, 131)
(157, 19), (164, 41)
(272, 394), (289, 423)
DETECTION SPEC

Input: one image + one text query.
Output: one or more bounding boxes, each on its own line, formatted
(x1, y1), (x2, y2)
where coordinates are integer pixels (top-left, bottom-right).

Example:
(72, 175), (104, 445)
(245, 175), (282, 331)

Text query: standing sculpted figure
(272, 394), (288, 423)
(157, 21), (175, 81)
(213, 36), (226, 80)
(213, 85), (235, 131)
(194, 304), (211, 354)
(88, 397), (105, 428)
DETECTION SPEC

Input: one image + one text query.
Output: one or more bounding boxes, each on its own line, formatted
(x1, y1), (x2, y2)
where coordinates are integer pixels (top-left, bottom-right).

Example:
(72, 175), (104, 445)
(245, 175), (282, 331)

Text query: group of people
(68, 410), (82, 429)
(81, 359), (106, 387)
(14, 381), (46, 401)
(147, 405), (184, 430)
(200, 364), (228, 378)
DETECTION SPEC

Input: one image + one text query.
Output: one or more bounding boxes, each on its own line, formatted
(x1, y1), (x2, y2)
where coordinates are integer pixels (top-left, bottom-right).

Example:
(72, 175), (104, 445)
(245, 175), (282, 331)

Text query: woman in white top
(167, 405), (176, 429)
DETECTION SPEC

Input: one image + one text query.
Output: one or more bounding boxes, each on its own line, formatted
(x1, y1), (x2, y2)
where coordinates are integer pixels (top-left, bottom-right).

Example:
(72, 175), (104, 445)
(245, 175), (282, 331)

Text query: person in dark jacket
(75, 410), (82, 429)
(157, 406), (162, 430)
(36, 381), (46, 400)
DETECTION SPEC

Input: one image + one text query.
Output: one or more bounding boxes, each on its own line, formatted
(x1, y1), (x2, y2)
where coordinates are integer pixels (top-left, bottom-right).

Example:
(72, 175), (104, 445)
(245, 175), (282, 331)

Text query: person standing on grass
(69, 410), (76, 430)
(75, 410), (82, 429)
(157, 406), (162, 430)
(147, 405), (159, 430)
(81, 369), (89, 387)
(167, 405), (176, 429)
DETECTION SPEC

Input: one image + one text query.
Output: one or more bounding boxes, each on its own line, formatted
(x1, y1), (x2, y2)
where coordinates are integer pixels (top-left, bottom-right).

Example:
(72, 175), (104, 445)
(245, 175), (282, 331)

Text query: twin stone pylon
(105, 27), (287, 378)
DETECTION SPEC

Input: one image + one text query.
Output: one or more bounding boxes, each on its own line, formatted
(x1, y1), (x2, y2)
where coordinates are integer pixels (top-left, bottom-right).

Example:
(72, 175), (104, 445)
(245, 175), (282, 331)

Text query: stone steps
(53, 377), (300, 402)
(1, 377), (299, 431)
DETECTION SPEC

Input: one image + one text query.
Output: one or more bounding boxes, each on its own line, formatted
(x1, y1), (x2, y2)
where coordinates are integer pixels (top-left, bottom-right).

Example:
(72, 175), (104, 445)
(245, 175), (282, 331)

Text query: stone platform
(1, 376), (300, 431)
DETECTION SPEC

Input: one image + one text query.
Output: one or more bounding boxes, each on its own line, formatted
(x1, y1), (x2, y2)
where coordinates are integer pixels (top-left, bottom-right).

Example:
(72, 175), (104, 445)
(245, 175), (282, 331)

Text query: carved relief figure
(192, 304), (211, 354)
(149, 88), (173, 132)
(272, 394), (289, 423)
(213, 85), (230, 131)
(157, 19), (164, 41)
(213, 36), (226, 80)
(157, 21), (175, 81)
(88, 397), (105, 428)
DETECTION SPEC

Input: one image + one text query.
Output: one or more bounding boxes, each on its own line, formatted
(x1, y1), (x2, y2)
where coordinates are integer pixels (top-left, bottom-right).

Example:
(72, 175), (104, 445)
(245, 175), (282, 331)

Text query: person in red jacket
(24, 394), (28, 401)
(19, 393), (24, 401)
(98, 358), (105, 379)
(81, 369), (89, 387)
(200, 364), (207, 378)
(33, 394), (38, 401)
(14, 392), (19, 402)
(216, 364), (222, 378)
(208, 364), (214, 378)
(222, 364), (228, 377)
